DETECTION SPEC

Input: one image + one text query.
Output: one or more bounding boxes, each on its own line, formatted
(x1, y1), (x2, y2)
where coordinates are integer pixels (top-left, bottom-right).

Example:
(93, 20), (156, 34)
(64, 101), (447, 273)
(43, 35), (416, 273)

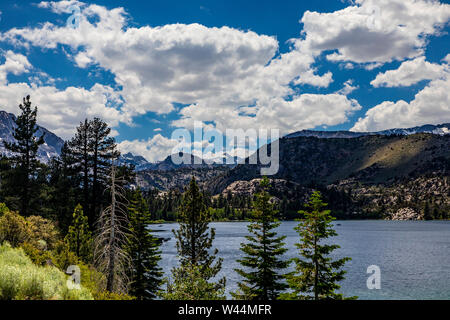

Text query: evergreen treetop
(127, 189), (163, 300)
(3, 95), (44, 216)
(174, 177), (222, 274)
(64, 204), (93, 263)
(282, 191), (354, 300)
(171, 176), (225, 296)
(232, 177), (289, 300)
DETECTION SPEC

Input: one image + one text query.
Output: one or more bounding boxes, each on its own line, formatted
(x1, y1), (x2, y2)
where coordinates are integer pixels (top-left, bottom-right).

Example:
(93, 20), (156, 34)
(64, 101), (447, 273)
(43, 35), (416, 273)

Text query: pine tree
(432, 207), (441, 220)
(281, 191), (353, 300)
(127, 189), (163, 300)
(68, 119), (91, 222)
(89, 118), (119, 223)
(423, 201), (433, 220)
(68, 118), (119, 227)
(0, 156), (20, 211)
(49, 142), (80, 231)
(65, 204), (93, 263)
(232, 177), (289, 300)
(171, 177), (225, 295)
(3, 96), (44, 216)
(162, 263), (226, 300)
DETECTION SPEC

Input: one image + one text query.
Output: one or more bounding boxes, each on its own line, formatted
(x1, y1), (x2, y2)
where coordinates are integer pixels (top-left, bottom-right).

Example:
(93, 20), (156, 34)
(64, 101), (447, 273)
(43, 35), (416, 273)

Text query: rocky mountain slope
(328, 173), (449, 220)
(0, 111), (64, 163)
(202, 133), (449, 220)
(117, 152), (150, 170)
(136, 166), (229, 191)
(206, 133), (450, 194)
(141, 153), (217, 171)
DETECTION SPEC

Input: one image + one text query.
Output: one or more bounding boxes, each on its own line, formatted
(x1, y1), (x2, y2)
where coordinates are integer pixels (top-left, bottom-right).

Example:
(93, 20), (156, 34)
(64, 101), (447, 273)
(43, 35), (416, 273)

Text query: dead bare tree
(94, 159), (131, 294)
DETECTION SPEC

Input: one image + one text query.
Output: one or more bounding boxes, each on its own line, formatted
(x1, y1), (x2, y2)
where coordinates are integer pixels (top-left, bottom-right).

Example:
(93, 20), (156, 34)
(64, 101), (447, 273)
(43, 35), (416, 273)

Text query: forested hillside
(202, 134), (450, 220)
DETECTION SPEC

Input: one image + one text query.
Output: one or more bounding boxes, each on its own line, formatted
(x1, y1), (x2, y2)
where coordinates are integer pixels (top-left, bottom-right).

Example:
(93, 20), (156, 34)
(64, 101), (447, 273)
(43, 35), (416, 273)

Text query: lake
(153, 221), (450, 300)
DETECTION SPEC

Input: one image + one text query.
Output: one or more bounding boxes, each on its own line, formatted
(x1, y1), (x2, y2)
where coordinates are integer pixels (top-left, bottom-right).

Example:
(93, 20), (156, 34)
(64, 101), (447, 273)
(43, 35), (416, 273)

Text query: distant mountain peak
(0, 110), (64, 163)
(285, 123), (450, 139)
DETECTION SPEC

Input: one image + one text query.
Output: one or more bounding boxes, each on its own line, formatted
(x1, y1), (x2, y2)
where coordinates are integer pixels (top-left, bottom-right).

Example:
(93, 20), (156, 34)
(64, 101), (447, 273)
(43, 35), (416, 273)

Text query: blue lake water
(153, 221), (450, 300)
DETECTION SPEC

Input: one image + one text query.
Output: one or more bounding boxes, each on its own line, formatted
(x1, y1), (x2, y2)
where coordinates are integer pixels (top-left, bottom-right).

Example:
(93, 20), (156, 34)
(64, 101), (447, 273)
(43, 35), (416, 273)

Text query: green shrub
(27, 216), (61, 250)
(73, 263), (135, 300)
(93, 291), (135, 300)
(0, 203), (9, 216)
(0, 210), (30, 247)
(0, 243), (93, 300)
(50, 241), (79, 271)
(0, 204), (61, 250)
(21, 242), (53, 266)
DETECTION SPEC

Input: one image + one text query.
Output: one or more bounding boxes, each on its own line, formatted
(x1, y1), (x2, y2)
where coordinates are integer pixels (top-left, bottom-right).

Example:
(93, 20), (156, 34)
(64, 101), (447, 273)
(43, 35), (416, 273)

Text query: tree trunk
(92, 137), (99, 224)
(314, 218), (318, 300)
(83, 125), (90, 225)
(106, 165), (116, 292)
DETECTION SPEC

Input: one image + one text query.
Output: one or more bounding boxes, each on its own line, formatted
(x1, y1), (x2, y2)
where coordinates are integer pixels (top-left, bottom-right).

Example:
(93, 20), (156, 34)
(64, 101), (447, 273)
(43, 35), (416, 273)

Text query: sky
(0, 0), (449, 162)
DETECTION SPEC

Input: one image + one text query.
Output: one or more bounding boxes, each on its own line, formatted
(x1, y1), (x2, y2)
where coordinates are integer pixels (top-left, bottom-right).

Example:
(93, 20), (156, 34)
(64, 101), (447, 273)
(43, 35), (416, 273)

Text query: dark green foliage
(171, 177), (225, 296)
(67, 118), (119, 227)
(64, 204), (92, 263)
(3, 96), (44, 216)
(232, 177), (289, 300)
(144, 188), (182, 221)
(0, 156), (20, 212)
(68, 119), (91, 221)
(48, 142), (80, 231)
(89, 118), (120, 223)
(282, 191), (353, 300)
(174, 177), (222, 272)
(126, 189), (162, 300)
(423, 201), (433, 220)
(161, 262), (225, 300)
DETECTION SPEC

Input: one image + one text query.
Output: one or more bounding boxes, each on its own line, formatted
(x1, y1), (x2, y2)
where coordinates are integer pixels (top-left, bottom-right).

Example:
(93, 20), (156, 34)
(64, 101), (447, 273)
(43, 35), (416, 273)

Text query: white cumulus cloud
(352, 74), (450, 131)
(371, 56), (448, 87)
(0, 0), (449, 159)
(299, 0), (450, 64)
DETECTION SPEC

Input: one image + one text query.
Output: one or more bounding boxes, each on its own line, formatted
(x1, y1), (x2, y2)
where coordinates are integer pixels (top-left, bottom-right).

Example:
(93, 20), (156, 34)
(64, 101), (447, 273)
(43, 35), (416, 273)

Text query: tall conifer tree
(232, 177), (289, 300)
(49, 142), (80, 231)
(3, 95), (44, 216)
(68, 119), (91, 221)
(127, 189), (162, 300)
(170, 177), (225, 296)
(68, 118), (119, 227)
(89, 118), (119, 222)
(281, 191), (353, 300)
(65, 204), (93, 263)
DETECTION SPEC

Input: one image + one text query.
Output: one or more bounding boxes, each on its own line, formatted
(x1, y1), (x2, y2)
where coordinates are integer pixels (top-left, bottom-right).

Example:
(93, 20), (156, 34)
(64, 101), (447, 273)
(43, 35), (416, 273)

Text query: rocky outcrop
(329, 174), (449, 219)
(387, 208), (423, 221)
(220, 178), (303, 197)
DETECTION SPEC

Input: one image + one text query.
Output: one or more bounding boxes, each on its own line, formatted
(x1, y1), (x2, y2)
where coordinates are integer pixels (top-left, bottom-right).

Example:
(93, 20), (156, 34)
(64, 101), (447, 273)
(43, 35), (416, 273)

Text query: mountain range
(205, 132), (450, 193)
(0, 108), (449, 214)
(0, 111), (64, 163)
(130, 123), (450, 171)
(1, 108), (449, 219)
(285, 123), (450, 139)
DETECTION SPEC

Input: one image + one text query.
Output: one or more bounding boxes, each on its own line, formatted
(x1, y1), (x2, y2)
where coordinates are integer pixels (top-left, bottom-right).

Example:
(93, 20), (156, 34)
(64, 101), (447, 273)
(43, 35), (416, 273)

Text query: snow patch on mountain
(0, 110), (64, 163)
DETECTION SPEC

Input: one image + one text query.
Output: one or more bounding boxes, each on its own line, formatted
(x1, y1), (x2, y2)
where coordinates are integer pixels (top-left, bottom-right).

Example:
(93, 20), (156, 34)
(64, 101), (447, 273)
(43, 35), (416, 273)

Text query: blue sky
(0, 0), (449, 161)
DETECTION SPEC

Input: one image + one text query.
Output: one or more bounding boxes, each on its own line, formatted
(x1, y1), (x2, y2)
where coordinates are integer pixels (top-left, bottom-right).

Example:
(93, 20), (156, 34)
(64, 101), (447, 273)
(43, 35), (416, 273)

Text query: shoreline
(151, 219), (450, 225)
